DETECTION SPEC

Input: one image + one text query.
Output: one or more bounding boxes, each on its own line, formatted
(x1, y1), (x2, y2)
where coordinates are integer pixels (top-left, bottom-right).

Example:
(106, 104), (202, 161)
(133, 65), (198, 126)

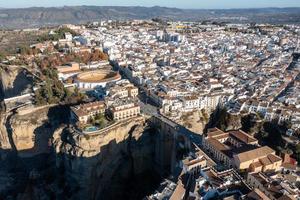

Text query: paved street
(137, 90), (203, 146)
(138, 90), (159, 116)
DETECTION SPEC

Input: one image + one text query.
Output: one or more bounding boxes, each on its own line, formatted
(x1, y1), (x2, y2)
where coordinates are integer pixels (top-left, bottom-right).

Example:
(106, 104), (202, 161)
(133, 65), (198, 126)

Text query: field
(0, 29), (48, 56)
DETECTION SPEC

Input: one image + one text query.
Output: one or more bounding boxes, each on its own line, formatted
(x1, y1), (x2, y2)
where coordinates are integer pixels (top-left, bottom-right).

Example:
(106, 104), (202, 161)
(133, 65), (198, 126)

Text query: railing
(75, 116), (144, 135)
(4, 93), (33, 103)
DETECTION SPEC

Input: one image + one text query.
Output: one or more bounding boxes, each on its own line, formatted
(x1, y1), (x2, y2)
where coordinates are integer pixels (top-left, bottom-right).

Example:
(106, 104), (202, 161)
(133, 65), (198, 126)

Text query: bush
(37, 27), (79, 42)
(34, 68), (66, 105)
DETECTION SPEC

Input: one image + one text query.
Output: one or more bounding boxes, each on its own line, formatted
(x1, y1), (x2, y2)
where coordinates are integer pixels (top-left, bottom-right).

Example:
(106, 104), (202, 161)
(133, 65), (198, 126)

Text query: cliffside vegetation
(34, 68), (85, 105)
(256, 122), (286, 150)
(34, 68), (65, 105)
(205, 107), (242, 132)
(35, 49), (108, 70)
(207, 107), (300, 162)
(85, 113), (114, 130)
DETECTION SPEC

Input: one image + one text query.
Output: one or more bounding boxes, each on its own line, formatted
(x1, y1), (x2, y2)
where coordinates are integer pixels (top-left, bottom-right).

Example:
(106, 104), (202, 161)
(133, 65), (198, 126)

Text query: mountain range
(0, 6), (300, 29)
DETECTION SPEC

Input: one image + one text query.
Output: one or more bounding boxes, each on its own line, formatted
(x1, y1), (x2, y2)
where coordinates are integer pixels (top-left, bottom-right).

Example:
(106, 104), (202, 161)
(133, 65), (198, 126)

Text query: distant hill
(0, 6), (300, 29)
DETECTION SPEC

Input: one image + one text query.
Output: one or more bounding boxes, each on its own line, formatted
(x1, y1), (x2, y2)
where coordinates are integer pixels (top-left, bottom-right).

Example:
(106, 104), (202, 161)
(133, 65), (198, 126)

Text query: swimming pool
(84, 126), (99, 132)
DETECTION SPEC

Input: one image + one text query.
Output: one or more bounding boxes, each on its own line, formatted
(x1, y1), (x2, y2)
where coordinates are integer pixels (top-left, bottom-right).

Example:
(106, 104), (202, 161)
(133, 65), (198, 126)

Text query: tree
(74, 87), (81, 98)
(0, 52), (6, 61)
(295, 144), (300, 154)
(34, 89), (46, 105)
(262, 122), (285, 151)
(295, 143), (300, 162)
(37, 27), (79, 42)
(88, 116), (95, 125)
(34, 68), (66, 105)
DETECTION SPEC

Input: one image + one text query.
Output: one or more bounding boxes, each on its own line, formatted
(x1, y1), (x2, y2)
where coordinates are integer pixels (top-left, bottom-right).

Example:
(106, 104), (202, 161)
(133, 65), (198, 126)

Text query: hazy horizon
(1, 0), (300, 9)
(1, 5), (300, 10)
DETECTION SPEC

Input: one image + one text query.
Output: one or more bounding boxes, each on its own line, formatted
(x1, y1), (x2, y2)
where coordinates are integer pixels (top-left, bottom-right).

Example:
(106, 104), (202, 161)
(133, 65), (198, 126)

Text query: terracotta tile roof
(229, 130), (257, 144)
(207, 128), (226, 137)
(207, 138), (230, 152)
(71, 101), (105, 117)
(213, 133), (230, 140)
(247, 188), (271, 200)
(266, 154), (282, 163)
(235, 146), (275, 163)
(278, 195), (297, 200)
(259, 156), (272, 166)
(170, 180), (186, 200)
(250, 161), (263, 168)
(281, 163), (297, 171)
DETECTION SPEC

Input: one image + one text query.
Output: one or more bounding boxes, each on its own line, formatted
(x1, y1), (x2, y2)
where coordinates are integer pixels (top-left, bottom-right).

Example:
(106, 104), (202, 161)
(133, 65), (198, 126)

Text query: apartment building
(108, 99), (140, 121)
(108, 82), (139, 99)
(233, 146), (282, 172)
(71, 101), (106, 124)
(247, 172), (298, 200)
(202, 128), (282, 172)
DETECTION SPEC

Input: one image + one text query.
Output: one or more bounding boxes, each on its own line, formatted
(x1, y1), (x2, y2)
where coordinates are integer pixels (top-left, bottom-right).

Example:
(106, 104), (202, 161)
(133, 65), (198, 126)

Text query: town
(1, 19), (300, 200)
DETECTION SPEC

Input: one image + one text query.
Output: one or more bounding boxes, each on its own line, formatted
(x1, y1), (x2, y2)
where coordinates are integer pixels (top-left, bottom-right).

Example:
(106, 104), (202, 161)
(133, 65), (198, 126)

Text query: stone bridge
(150, 114), (203, 175)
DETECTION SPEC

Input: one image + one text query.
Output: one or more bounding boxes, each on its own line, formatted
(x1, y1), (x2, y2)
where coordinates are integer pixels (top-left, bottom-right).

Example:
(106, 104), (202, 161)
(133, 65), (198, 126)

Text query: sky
(0, 0), (300, 9)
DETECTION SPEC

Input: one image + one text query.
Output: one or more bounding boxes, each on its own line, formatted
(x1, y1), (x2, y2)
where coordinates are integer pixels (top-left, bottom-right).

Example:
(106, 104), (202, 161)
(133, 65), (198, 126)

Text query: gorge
(0, 84), (189, 200)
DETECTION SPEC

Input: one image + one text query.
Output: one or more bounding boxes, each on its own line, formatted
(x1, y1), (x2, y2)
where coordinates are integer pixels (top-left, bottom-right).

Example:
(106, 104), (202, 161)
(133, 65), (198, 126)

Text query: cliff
(205, 107), (243, 132)
(0, 104), (69, 199)
(9, 105), (61, 155)
(53, 116), (162, 200)
(0, 65), (34, 99)
(0, 113), (10, 149)
(0, 103), (175, 199)
(0, 64), (32, 148)
(179, 110), (210, 135)
(0, 66), (19, 99)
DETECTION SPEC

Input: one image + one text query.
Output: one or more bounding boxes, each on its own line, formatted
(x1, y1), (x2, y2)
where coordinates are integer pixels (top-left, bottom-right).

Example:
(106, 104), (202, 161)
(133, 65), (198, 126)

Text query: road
(138, 90), (159, 116)
(137, 90), (203, 146)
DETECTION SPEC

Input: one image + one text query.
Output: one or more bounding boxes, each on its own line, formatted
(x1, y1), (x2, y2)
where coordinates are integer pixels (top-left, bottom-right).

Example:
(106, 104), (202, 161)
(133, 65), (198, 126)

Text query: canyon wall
(53, 116), (169, 200)
(0, 114), (10, 149)
(0, 104), (69, 199)
(0, 65), (33, 99)
(0, 66), (20, 99)
(0, 101), (182, 200)
(205, 107), (243, 132)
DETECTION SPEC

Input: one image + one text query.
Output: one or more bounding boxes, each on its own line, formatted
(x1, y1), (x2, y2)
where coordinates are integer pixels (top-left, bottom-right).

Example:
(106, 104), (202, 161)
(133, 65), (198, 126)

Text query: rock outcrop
(0, 65), (33, 99)
(205, 107), (243, 132)
(10, 106), (55, 154)
(53, 116), (162, 200)
(0, 66), (19, 98)
(179, 110), (210, 135)
(0, 103), (176, 200)
(0, 113), (10, 149)
(0, 104), (69, 199)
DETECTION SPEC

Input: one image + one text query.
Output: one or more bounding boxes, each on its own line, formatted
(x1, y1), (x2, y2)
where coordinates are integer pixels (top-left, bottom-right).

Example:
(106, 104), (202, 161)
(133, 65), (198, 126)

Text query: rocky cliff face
(0, 65), (33, 99)
(9, 106), (62, 155)
(205, 107), (243, 132)
(0, 66), (19, 99)
(0, 102), (172, 200)
(0, 114), (10, 149)
(53, 116), (163, 200)
(0, 105), (69, 199)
